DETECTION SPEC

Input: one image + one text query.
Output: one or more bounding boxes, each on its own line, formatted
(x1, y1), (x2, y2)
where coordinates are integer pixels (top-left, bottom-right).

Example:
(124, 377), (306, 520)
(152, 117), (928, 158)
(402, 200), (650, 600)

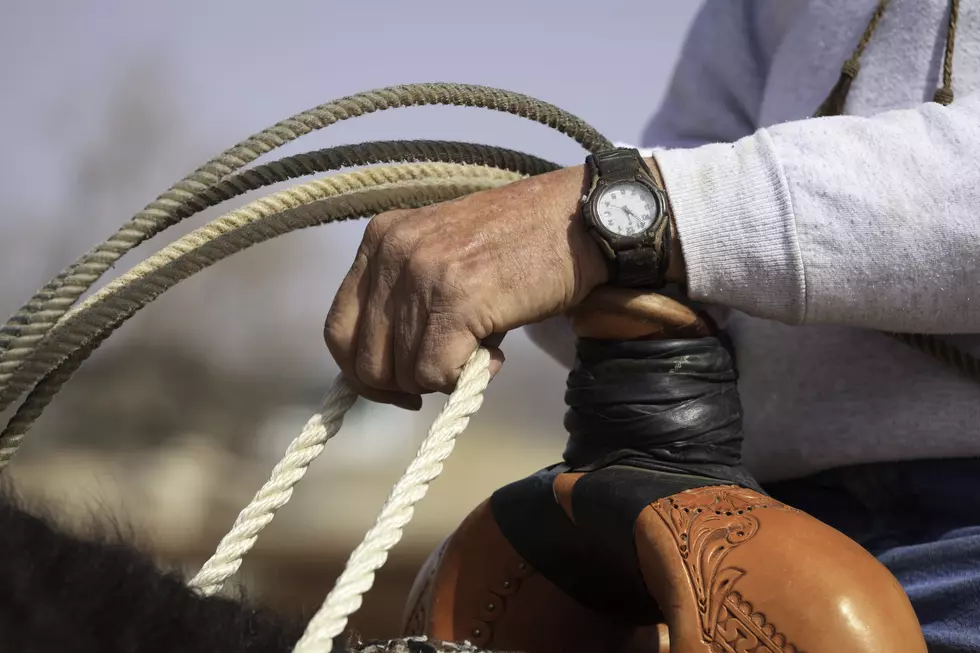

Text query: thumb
(481, 332), (506, 382)
(486, 346), (506, 382)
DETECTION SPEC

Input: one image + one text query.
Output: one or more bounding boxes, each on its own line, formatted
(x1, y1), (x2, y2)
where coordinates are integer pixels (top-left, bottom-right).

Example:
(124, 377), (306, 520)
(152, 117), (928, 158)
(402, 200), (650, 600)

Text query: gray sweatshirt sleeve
(655, 93), (980, 335)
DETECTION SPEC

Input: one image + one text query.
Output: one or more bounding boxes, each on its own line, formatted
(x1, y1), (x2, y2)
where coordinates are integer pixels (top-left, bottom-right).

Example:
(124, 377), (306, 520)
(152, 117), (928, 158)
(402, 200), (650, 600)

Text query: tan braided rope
(0, 83), (610, 399)
(205, 140), (559, 215)
(0, 140), (558, 413)
(0, 165), (522, 469)
(0, 147), (550, 414)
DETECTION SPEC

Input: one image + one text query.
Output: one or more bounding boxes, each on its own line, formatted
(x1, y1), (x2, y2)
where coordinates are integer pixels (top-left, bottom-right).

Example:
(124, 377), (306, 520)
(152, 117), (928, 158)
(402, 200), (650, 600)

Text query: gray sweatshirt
(524, 0), (980, 482)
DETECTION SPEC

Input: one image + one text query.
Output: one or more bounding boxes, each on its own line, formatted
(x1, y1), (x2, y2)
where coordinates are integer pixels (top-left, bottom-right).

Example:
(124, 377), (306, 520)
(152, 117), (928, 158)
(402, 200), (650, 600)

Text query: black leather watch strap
(616, 246), (667, 288)
(592, 148), (652, 181)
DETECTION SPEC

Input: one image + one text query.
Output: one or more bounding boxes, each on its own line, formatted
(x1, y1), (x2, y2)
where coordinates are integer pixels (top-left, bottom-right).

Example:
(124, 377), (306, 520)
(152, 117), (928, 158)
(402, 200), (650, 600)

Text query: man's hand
(323, 164), (609, 410)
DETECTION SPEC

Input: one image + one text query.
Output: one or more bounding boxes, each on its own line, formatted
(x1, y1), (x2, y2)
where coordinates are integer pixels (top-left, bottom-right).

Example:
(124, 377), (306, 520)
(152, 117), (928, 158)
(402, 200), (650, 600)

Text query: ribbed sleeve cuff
(652, 130), (807, 324)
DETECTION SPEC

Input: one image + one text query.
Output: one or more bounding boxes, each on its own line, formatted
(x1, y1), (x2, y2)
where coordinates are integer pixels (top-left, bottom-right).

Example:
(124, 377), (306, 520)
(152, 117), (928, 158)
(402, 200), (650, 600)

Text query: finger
(354, 246), (402, 392)
(325, 211), (401, 387)
(480, 334), (506, 382)
(415, 312), (481, 393)
(324, 259), (421, 411)
(344, 373), (424, 412)
(486, 346), (506, 381)
(481, 332), (506, 350)
(324, 249), (371, 380)
(393, 285), (429, 396)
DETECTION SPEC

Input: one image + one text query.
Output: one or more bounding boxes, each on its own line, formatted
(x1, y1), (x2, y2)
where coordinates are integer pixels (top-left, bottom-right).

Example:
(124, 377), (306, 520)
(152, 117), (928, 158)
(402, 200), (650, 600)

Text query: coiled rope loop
(0, 167), (521, 469)
(0, 83), (609, 407)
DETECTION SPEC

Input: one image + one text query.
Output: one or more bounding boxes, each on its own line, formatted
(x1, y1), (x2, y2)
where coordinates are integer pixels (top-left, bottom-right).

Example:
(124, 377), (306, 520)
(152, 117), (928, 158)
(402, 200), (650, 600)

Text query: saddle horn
(402, 288), (927, 653)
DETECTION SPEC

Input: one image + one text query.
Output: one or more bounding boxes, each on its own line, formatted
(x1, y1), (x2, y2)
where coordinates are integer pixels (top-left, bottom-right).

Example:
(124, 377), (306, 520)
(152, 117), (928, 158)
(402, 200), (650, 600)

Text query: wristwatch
(580, 147), (673, 288)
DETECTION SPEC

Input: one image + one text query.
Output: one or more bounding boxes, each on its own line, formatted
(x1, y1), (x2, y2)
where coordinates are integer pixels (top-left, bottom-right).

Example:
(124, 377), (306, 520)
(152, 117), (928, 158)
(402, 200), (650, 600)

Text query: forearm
(647, 93), (980, 334)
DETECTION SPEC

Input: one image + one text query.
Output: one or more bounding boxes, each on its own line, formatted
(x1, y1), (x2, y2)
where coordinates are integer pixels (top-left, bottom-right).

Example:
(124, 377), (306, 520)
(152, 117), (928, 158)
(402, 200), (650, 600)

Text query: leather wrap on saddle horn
(402, 289), (927, 653)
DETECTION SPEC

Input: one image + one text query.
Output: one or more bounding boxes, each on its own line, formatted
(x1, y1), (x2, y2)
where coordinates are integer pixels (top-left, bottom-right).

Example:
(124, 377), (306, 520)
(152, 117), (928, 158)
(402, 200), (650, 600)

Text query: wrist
(643, 156), (686, 285)
(577, 230), (612, 291)
(554, 164), (611, 291)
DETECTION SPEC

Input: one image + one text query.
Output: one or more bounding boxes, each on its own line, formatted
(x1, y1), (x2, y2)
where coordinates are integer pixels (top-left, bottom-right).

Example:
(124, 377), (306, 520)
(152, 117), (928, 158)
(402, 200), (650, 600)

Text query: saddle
(399, 289), (927, 653)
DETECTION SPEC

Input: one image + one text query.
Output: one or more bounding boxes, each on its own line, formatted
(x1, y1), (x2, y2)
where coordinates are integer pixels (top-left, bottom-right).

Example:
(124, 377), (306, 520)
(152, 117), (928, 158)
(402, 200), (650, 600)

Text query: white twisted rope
(292, 348), (490, 653)
(188, 380), (359, 595)
(189, 347), (491, 652)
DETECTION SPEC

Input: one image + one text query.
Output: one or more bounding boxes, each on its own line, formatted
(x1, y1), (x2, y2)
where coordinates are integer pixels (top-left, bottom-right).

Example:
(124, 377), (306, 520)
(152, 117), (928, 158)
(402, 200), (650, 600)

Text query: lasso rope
(0, 165), (525, 467)
(2, 81), (977, 653)
(0, 142), (559, 415)
(0, 83), (610, 402)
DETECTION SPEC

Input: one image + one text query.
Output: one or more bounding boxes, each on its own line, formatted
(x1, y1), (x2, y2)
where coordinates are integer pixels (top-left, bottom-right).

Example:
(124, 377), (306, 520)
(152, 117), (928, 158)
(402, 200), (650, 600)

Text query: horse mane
(0, 482), (308, 653)
(0, 484), (502, 653)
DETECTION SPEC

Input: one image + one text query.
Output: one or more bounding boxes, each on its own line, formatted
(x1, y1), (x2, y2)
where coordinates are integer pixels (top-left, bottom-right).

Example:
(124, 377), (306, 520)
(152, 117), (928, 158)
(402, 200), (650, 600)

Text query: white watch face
(595, 181), (660, 237)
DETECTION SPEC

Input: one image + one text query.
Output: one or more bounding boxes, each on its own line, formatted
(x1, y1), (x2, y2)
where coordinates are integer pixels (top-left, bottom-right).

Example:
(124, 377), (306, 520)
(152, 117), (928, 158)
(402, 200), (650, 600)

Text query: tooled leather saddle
(400, 289), (927, 653)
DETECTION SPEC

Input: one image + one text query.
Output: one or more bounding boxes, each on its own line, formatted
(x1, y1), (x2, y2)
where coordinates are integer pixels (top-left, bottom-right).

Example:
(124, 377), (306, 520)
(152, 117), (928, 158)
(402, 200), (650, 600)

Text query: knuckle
(371, 227), (418, 291)
(355, 351), (390, 388)
(405, 249), (461, 296)
(436, 259), (468, 294)
(323, 310), (347, 355)
(429, 274), (468, 311)
(433, 256), (461, 279)
(405, 251), (435, 284)
(405, 239), (437, 269)
(363, 212), (397, 245)
(378, 228), (414, 265)
(414, 315), (464, 391)
(415, 361), (450, 392)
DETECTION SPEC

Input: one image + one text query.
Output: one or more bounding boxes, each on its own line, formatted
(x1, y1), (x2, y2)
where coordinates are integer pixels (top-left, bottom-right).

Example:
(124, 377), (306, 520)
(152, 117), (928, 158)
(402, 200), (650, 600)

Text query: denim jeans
(764, 458), (980, 653)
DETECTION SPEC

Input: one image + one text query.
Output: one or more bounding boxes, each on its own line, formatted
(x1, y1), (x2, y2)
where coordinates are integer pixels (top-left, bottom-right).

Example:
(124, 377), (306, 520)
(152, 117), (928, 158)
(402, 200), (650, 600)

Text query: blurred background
(0, 0), (701, 639)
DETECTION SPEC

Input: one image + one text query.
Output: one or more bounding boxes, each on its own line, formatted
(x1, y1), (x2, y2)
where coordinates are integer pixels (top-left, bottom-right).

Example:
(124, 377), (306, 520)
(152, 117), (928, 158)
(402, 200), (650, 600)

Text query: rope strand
(188, 380), (359, 596)
(934, 0), (960, 104)
(814, 0), (890, 118)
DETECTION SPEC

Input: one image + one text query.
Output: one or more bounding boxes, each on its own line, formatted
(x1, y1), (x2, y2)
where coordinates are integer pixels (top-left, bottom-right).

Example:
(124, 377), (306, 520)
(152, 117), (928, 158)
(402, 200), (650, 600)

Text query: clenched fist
(323, 164), (609, 410)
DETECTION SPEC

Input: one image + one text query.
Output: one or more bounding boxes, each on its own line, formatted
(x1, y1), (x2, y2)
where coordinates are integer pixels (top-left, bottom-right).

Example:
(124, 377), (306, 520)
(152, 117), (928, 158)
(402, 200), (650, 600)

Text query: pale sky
(0, 0), (703, 443)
